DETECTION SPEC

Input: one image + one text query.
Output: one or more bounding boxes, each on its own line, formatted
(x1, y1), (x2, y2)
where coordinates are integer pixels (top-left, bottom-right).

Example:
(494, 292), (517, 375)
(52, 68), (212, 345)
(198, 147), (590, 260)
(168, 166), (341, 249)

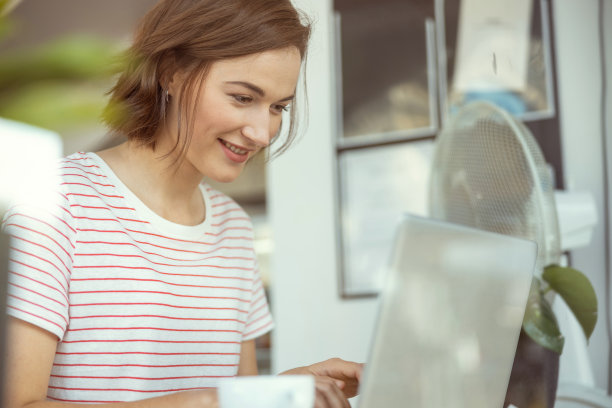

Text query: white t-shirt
(3, 152), (273, 403)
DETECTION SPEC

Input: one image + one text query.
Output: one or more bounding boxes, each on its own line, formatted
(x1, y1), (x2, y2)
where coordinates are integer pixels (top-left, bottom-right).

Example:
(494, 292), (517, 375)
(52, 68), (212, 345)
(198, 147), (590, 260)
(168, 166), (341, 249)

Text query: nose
(241, 110), (274, 148)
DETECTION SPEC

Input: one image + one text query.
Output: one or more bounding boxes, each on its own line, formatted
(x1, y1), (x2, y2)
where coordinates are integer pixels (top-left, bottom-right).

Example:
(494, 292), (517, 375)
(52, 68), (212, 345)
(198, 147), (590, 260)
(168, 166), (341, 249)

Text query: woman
(2, 0), (362, 407)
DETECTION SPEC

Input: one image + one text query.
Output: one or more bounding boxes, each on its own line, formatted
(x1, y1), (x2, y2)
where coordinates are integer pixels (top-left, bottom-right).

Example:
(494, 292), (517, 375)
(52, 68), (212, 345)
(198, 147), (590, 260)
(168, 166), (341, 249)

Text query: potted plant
(504, 264), (598, 408)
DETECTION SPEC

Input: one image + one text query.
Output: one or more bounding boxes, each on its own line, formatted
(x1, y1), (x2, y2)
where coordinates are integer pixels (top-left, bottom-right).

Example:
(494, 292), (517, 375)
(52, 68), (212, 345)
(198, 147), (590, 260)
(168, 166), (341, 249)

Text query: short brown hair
(103, 0), (311, 158)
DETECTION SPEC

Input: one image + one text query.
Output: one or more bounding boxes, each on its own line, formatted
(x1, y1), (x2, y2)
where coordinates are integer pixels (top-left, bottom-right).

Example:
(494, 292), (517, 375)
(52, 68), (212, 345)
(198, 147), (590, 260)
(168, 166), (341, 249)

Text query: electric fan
(429, 100), (560, 274)
(428, 100), (606, 407)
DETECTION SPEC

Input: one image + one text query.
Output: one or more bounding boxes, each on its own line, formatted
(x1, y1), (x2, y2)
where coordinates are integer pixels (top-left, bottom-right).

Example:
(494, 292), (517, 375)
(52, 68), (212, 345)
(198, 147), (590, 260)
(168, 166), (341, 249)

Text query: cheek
(193, 106), (236, 137)
(271, 116), (283, 135)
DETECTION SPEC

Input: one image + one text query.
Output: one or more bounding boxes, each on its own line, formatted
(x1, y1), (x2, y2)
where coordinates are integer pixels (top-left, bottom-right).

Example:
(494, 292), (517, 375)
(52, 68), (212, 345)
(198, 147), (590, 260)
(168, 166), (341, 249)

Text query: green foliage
(542, 265), (598, 340)
(0, 36), (117, 90)
(523, 279), (565, 354)
(0, 22), (118, 134)
(522, 265), (598, 354)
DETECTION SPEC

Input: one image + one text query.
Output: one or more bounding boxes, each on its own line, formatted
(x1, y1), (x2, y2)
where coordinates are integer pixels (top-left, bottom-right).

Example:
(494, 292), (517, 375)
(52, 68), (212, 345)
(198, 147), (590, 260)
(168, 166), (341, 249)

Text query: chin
(207, 171), (242, 184)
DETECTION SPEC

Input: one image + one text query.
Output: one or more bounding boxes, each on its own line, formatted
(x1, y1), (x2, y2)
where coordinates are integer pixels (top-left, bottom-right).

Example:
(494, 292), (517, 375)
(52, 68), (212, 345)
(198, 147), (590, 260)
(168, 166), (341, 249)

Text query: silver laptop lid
(359, 214), (536, 408)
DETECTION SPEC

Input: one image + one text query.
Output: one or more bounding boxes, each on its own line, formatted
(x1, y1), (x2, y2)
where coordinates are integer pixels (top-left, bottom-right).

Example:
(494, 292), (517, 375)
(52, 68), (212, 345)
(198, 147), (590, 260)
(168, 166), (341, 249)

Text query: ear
(161, 70), (185, 99)
(158, 53), (185, 98)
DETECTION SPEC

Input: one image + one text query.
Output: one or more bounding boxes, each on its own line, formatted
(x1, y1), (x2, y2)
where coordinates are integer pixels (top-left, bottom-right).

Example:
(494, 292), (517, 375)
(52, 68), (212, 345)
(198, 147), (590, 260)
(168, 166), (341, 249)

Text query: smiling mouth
(220, 139), (248, 155)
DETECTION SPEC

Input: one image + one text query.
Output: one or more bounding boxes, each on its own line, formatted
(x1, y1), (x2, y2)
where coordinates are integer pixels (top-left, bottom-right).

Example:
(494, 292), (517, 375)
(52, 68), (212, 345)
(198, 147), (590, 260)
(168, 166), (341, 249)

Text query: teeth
(222, 140), (247, 155)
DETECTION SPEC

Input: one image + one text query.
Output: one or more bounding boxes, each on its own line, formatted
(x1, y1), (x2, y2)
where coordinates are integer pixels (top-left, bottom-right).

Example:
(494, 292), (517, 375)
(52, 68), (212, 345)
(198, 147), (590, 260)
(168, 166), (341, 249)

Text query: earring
(161, 89), (169, 118)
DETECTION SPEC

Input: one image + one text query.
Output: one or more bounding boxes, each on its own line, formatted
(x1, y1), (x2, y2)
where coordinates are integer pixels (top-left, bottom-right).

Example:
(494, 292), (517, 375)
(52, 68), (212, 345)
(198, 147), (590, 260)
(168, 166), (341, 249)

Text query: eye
(271, 104), (290, 114)
(231, 94), (253, 104)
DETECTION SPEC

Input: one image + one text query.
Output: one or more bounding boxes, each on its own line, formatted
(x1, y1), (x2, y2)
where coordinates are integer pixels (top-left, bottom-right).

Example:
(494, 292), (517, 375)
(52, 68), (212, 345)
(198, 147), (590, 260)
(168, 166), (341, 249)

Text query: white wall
(269, 0), (612, 394)
(268, 0), (378, 373)
(553, 0), (611, 392)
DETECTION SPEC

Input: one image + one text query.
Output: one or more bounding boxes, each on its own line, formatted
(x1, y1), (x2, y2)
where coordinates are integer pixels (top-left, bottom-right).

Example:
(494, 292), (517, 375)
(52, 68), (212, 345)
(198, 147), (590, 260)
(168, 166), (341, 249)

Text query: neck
(97, 139), (206, 226)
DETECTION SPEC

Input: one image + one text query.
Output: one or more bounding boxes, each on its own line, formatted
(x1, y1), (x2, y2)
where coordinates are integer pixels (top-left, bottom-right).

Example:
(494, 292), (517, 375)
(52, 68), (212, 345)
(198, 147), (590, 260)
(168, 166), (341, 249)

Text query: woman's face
(165, 46), (302, 183)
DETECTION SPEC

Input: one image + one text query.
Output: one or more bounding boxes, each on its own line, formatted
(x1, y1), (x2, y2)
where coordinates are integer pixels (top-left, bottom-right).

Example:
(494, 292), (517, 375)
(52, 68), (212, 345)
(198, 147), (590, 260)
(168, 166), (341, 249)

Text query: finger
(315, 377), (350, 408)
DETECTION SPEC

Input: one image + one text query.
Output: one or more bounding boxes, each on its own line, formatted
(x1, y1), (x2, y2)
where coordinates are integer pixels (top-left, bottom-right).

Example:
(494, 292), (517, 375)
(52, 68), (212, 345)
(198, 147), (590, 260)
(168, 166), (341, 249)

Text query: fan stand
(504, 330), (560, 408)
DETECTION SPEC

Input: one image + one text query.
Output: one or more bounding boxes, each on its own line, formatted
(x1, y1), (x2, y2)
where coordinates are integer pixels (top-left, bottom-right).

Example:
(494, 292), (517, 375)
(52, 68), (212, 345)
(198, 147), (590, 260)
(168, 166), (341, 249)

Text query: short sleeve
(242, 261), (274, 341)
(2, 193), (75, 339)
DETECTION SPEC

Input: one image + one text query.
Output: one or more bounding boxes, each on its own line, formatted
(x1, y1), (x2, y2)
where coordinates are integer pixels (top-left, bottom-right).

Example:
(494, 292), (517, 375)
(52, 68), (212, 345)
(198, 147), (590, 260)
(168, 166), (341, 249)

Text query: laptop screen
(358, 214), (536, 408)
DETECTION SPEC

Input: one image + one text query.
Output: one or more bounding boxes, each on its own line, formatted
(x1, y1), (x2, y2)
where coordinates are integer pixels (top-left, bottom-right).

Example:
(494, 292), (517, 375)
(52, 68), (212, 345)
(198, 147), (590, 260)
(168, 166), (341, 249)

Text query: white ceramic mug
(218, 375), (314, 408)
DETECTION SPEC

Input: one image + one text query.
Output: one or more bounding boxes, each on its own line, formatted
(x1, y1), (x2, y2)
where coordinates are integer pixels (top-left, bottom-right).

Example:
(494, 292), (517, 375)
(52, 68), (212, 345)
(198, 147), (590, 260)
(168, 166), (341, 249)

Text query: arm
(281, 358), (364, 399)
(236, 339), (356, 408)
(3, 317), (219, 408)
(237, 339), (258, 376)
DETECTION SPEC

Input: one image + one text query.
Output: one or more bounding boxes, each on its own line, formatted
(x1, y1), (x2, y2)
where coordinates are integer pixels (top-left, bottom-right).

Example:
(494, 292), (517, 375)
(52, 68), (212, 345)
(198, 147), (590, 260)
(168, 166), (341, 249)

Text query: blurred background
(1, 0), (611, 404)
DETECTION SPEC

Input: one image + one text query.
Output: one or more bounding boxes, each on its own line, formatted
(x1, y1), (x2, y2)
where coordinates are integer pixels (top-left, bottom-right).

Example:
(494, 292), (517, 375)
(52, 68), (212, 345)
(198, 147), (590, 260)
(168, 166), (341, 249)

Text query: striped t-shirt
(2, 151), (273, 403)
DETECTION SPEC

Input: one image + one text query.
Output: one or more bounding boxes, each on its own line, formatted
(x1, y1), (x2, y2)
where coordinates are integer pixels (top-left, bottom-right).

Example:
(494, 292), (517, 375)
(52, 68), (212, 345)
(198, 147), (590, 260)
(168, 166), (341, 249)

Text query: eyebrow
(225, 81), (294, 102)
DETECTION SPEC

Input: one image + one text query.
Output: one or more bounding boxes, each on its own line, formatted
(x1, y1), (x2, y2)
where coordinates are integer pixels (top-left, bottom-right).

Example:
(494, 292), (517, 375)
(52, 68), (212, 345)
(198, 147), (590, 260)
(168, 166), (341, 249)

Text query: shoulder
(59, 152), (108, 185)
(202, 183), (254, 231)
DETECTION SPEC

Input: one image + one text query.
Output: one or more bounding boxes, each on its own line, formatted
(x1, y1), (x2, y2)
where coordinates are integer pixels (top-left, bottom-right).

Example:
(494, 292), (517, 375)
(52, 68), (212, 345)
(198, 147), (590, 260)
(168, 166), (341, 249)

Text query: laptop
(358, 214), (537, 408)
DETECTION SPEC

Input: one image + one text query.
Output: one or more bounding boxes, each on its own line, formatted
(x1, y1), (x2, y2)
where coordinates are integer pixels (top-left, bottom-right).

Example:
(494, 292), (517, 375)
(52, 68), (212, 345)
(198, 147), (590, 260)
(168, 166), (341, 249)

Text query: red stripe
(70, 314), (246, 324)
(245, 313), (270, 329)
(10, 246), (70, 285)
(250, 292), (266, 308)
(8, 270), (69, 306)
(211, 200), (235, 208)
(71, 264), (253, 280)
(48, 385), (223, 393)
(10, 234), (72, 274)
(73, 215), (147, 224)
(66, 327), (241, 334)
(61, 173), (114, 187)
(211, 217), (251, 227)
(60, 339), (241, 344)
(53, 362), (237, 368)
(10, 258), (69, 299)
(75, 236), (251, 256)
(7, 305), (64, 331)
(76, 228), (214, 249)
(4, 212), (75, 248)
(70, 305), (247, 314)
(55, 351), (239, 356)
(243, 319), (273, 338)
(59, 165), (107, 178)
(63, 156), (99, 166)
(75, 250), (253, 263)
(124, 227), (216, 245)
(8, 281), (68, 308)
(8, 293), (68, 324)
(60, 182), (124, 199)
(69, 289), (250, 303)
(205, 226), (252, 237)
(50, 373), (236, 380)
(252, 277), (264, 292)
(212, 208), (244, 217)
(247, 302), (267, 320)
(118, 216), (148, 224)
(70, 203), (135, 211)
(4, 214), (73, 247)
(54, 211), (77, 235)
(73, 253), (253, 270)
(70, 277), (250, 292)
(47, 397), (123, 404)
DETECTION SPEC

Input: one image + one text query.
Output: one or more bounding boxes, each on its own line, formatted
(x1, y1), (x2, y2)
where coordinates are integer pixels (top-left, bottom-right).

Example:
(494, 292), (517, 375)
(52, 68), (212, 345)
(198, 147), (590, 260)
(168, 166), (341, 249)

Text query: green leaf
(543, 265), (598, 341)
(0, 80), (109, 131)
(522, 279), (565, 354)
(0, 36), (118, 90)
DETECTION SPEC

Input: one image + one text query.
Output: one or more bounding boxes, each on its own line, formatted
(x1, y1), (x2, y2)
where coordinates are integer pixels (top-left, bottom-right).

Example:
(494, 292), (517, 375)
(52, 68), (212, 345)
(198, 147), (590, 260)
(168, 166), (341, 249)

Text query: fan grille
(430, 101), (560, 272)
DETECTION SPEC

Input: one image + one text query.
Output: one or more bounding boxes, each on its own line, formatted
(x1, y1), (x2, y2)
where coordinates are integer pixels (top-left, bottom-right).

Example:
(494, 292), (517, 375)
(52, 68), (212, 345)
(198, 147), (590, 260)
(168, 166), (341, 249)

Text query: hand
(281, 358), (364, 399)
(313, 375), (352, 408)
